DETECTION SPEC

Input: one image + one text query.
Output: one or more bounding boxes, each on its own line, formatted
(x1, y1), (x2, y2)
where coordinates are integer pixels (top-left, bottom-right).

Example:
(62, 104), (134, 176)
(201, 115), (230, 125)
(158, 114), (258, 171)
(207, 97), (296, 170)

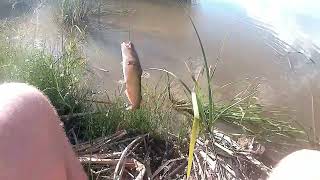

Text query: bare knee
(0, 82), (62, 144)
(0, 82), (50, 108)
(0, 83), (86, 180)
(0, 82), (58, 124)
(268, 149), (320, 180)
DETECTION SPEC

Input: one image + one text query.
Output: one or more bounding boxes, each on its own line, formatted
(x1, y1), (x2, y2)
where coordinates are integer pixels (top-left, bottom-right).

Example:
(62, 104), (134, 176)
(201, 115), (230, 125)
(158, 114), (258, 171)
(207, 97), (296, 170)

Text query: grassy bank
(0, 8), (311, 178)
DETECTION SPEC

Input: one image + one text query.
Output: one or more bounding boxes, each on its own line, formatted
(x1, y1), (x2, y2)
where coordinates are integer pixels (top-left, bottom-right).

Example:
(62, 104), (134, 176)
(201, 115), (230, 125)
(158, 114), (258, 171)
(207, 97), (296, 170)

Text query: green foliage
(1, 38), (88, 116)
(78, 87), (176, 141)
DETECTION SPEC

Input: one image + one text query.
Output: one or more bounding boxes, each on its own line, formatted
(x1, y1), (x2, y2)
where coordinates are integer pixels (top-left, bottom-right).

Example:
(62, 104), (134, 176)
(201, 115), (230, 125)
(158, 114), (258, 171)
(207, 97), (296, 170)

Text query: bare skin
(268, 149), (320, 180)
(0, 83), (87, 180)
(121, 41), (142, 110)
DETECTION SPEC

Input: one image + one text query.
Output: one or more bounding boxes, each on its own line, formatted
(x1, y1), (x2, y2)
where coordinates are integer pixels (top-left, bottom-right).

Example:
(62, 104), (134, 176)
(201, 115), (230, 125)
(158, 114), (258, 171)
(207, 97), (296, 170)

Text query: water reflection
(222, 0), (320, 55)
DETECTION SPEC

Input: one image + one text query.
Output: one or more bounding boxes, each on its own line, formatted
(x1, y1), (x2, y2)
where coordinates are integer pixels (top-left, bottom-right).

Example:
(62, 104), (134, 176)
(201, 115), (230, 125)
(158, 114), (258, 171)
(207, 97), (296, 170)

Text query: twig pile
(74, 130), (273, 179)
(74, 130), (185, 179)
(190, 131), (271, 180)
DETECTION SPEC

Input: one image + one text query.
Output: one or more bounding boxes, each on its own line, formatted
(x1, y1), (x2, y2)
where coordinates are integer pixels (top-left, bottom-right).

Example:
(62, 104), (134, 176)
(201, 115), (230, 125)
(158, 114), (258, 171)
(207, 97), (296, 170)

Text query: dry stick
(217, 132), (270, 174)
(143, 136), (152, 179)
(199, 150), (217, 171)
(147, 67), (191, 94)
(237, 152), (271, 173)
(215, 157), (237, 178)
(108, 135), (142, 147)
(75, 130), (127, 154)
(84, 99), (113, 105)
(210, 31), (230, 80)
(194, 152), (205, 180)
(95, 167), (107, 180)
(203, 140), (208, 179)
(151, 157), (185, 179)
(60, 100), (113, 121)
(162, 163), (175, 178)
(80, 157), (121, 165)
(124, 168), (135, 179)
(89, 64), (109, 72)
(60, 112), (98, 121)
(168, 160), (188, 178)
(79, 157), (138, 169)
(113, 136), (143, 179)
(184, 60), (202, 85)
(81, 152), (122, 159)
(134, 159), (146, 180)
(192, 161), (199, 180)
(77, 130), (126, 149)
(130, 139), (144, 153)
(93, 131), (128, 153)
(70, 128), (79, 145)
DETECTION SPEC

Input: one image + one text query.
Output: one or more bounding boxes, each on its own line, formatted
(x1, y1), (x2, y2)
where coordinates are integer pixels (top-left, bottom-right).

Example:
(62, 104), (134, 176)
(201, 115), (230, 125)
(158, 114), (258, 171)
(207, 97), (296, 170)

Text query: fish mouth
(121, 41), (133, 49)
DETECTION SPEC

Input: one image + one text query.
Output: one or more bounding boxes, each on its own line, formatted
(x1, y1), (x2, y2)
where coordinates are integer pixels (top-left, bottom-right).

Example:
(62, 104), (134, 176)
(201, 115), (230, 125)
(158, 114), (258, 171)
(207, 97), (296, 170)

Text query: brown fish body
(121, 41), (142, 110)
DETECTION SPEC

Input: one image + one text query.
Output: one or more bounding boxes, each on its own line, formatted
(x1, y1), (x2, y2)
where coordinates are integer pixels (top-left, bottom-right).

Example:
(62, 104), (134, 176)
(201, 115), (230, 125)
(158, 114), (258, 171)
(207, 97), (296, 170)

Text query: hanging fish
(121, 41), (142, 110)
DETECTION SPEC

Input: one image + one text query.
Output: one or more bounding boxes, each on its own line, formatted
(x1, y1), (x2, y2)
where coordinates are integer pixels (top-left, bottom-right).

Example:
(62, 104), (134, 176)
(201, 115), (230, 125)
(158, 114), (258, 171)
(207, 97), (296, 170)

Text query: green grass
(78, 81), (178, 141)
(0, 38), (88, 115)
(54, 0), (131, 34)
(55, 0), (110, 33)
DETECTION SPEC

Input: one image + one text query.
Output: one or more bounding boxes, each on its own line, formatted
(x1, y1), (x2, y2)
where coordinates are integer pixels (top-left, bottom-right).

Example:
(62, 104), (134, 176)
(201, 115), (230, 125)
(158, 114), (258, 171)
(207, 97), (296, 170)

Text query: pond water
(85, 0), (320, 140)
(1, 0), (320, 142)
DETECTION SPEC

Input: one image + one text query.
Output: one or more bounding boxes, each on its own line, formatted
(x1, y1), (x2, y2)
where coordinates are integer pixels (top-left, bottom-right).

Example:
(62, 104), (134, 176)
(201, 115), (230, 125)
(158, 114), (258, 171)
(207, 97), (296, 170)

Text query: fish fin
(118, 79), (125, 84)
(125, 89), (134, 109)
(119, 83), (125, 95)
(138, 99), (143, 107)
(126, 105), (133, 111)
(125, 89), (128, 97)
(125, 88), (137, 108)
(125, 89), (133, 104)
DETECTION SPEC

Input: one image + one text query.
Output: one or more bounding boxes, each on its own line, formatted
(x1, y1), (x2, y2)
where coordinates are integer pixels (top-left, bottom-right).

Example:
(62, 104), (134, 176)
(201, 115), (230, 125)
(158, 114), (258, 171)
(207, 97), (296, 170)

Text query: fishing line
(122, 0), (131, 41)
(119, 0), (129, 95)
(128, 0), (131, 41)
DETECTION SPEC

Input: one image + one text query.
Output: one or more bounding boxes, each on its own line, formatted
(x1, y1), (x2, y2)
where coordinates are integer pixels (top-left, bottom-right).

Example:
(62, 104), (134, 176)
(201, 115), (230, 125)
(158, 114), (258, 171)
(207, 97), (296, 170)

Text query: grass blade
(147, 67), (191, 94)
(187, 91), (201, 179)
(177, 0), (214, 127)
(214, 91), (257, 122)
